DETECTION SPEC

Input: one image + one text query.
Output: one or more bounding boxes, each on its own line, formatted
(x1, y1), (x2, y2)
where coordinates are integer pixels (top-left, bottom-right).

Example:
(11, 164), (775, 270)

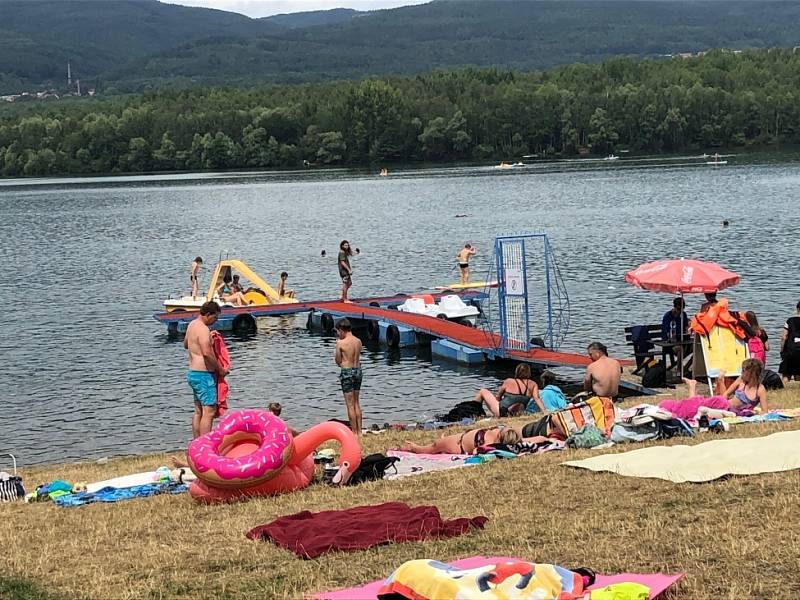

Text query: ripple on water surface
(1, 160), (798, 465)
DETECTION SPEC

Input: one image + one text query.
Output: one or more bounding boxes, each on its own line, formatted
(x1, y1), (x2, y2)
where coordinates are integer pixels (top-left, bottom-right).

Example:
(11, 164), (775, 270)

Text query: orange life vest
(689, 298), (747, 339)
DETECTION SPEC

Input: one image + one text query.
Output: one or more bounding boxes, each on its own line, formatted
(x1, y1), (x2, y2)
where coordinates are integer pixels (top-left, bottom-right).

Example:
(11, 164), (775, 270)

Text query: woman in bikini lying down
(399, 426), (521, 455)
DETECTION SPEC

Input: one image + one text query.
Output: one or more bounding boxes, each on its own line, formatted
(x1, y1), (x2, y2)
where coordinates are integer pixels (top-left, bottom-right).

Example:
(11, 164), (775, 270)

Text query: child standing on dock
(338, 240), (354, 303)
(456, 243), (477, 284)
(190, 256), (203, 298)
(334, 318), (363, 435)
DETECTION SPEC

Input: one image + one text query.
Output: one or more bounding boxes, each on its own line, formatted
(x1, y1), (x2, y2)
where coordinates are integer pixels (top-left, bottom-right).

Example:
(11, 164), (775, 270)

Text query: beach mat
(86, 467), (196, 493)
(564, 430), (800, 483)
(54, 482), (188, 507)
(313, 555), (682, 599)
(385, 450), (471, 480)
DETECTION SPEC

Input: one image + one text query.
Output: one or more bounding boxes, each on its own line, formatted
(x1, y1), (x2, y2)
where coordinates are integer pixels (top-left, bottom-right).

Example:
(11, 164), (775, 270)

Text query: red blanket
(246, 502), (488, 559)
(211, 331), (230, 417)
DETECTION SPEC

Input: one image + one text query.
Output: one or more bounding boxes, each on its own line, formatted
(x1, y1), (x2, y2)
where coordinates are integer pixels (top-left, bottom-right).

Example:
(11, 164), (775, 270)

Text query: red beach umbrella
(624, 258), (740, 294)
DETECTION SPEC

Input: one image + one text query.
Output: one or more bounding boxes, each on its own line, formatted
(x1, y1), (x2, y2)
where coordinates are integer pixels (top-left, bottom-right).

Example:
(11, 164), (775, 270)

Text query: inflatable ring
(187, 410), (292, 489)
(320, 312), (335, 333)
(385, 324), (400, 348)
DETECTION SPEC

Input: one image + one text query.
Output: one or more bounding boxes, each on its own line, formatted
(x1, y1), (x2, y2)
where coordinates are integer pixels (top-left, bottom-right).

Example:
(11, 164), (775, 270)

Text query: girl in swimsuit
(399, 426), (521, 455)
(474, 364), (545, 417)
(724, 358), (768, 414)
(216, 275), (247, 306)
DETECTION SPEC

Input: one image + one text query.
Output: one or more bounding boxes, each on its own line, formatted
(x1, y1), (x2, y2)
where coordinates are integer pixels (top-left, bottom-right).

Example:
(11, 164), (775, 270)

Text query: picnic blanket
(313, 555), (683, 600)
(246, 502), (488, 559)
(54, 482), (188, 507)
(563, 430), (800, 483)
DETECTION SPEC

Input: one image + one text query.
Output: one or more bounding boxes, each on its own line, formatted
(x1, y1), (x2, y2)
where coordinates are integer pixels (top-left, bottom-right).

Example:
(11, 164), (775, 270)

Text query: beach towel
(385, 450), (471, 479)
(53, 482), (187, 507)
(377, 559), (586, 600)
(211, 331), (230, 417)
(313, 555), (683, 600)
(722, 412), (788, 425)
(246, 502), (487, 559)
(563, 430), (800, 483)
(658, 395), (729, 422)
(550, 396), (616, 439)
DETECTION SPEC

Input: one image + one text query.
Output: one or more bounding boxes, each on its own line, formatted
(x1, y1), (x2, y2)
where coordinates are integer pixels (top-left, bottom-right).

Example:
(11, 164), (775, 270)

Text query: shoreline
(2, 147), (799, 186)
(4, 388), (800, 599)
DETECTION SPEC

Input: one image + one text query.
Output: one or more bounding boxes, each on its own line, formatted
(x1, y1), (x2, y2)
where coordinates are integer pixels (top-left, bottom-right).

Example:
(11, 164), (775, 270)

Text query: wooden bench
(624, 324), (664, 374)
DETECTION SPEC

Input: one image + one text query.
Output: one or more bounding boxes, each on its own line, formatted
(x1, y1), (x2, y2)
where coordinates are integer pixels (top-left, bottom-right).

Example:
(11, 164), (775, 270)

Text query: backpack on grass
(346, 454), (400, 485)
(0, 454), (24, 503)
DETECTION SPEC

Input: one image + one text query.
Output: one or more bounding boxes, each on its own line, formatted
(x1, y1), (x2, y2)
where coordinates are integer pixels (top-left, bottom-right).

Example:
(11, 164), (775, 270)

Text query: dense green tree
(588, 108), (619, 154)
(316, 131), (346, 164)
(3, 49), (800, 177)
(124, 137), (152, 172)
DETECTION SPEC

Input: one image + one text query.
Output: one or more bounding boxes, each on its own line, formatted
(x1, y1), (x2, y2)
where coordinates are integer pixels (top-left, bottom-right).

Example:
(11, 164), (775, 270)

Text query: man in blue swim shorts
(184, 301), (227, 438)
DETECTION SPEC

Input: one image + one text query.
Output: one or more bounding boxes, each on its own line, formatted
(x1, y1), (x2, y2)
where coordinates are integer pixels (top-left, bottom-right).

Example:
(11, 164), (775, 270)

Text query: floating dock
(154, 291), (487, 335)
(154, 292), (640, 375)
(308, 301), (601, 369)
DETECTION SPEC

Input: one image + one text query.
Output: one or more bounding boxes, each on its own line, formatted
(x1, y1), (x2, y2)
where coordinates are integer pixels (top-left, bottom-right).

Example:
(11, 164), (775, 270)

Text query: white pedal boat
(397, 294), (480, 326)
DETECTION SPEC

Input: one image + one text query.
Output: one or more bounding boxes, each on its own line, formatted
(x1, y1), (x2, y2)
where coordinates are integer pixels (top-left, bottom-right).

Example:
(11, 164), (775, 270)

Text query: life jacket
(689, 298), (747, 339)
(747, 335), (766, 363)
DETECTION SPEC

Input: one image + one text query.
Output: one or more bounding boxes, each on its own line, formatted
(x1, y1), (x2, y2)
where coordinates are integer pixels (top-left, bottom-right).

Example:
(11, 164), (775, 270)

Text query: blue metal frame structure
(489, 232), (571, 353)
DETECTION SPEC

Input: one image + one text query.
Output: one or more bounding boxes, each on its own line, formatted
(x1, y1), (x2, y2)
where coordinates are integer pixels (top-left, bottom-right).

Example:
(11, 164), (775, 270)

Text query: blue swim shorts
(187, 370), (217, 407)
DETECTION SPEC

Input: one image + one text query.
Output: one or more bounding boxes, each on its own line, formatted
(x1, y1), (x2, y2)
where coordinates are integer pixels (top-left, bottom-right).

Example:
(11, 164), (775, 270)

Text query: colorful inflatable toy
(186, 409), (361, 503)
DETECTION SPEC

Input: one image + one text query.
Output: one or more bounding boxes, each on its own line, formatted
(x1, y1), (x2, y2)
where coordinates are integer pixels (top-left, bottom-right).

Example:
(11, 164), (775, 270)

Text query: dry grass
(4, 386), (800, 599)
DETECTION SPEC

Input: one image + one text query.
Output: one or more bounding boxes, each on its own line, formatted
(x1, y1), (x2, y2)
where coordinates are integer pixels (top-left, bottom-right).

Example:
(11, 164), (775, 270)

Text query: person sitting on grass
(658, 359), (769, 423)
(533, 370), (567, 412)
(723, 358), (769, 415)
(474, 364), (545, 417)
(400, 426), (521, 455)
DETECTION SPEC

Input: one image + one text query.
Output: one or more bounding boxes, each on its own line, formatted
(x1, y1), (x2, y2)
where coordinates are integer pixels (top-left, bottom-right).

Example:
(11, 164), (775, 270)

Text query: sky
(161, 0), (430, 18)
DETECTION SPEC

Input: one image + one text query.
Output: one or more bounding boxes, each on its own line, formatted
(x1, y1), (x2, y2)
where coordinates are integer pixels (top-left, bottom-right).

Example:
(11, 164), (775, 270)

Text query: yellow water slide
(207, 259), (298, 305)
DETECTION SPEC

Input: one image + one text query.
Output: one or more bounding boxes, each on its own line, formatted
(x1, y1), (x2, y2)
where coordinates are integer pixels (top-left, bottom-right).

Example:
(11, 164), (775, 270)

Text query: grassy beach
(3, 387), (800, 600)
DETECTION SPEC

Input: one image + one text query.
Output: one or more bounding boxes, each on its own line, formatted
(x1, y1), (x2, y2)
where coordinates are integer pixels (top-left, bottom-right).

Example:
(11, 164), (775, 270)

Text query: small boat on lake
(397, 294), (480, 327)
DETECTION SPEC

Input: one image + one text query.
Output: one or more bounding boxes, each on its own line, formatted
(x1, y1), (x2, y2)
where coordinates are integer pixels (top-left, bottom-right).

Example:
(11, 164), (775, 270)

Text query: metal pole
(544, 235), (554, 349)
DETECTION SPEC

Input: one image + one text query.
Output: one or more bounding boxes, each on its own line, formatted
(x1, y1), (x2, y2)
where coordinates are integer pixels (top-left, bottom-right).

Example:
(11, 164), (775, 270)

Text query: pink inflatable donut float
(186, 410), (362, 504)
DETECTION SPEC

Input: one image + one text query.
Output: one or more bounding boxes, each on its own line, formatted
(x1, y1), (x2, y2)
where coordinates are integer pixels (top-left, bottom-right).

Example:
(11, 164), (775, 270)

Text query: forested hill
(3, 0), (800, 94)
(3, 50), (800, 178)
(261, 8), (360, 29)
(105, 0), (800, 92)
(0, 0), (280, 93)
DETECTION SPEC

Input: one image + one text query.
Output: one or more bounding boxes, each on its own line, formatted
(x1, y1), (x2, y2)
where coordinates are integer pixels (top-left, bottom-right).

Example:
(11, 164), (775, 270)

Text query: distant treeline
(2, 49), (800, 177)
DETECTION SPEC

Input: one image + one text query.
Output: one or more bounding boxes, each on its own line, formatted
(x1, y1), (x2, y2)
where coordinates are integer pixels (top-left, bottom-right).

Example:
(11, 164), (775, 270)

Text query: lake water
(2, 154), (798, 466)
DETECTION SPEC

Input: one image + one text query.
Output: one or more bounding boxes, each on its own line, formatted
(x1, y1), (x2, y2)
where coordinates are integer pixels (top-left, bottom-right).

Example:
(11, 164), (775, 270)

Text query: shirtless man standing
(185, 301), (227, 438)
(456, 243), (477, 285)
(583, 341), (621, 399)
(334, 318), (363, 435)
(190, 256), (203, 298)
